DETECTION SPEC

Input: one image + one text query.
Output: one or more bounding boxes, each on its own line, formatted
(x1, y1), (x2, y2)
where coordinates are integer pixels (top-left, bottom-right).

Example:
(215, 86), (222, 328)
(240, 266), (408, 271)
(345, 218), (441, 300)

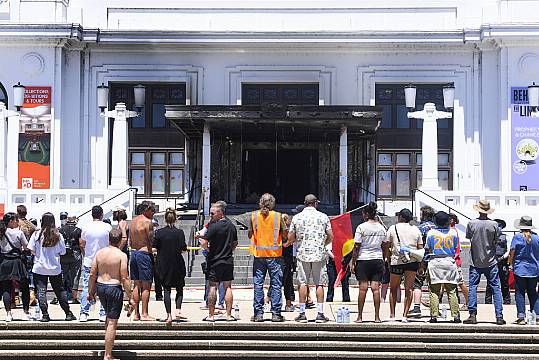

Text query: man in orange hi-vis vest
(248, 193), (287, 322)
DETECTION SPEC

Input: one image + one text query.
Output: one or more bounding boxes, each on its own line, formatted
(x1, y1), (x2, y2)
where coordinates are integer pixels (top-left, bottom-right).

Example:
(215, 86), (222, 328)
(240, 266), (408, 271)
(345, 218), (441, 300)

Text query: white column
(421, 103), (440, 190)
(202, 124), (211, 216)
(0, 103), (8, 189)
(339, 126), (348, 213)
(109, 103), (129, 189)
(6, 110), (20, 190)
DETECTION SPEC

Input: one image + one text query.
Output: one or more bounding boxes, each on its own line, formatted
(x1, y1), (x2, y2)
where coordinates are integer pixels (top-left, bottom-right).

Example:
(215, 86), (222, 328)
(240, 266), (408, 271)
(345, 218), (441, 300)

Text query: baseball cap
(397, 208), (413, 222)
(304, 194), (319, 205)
(434, 211), (450, 227)
(60, 212), (68, 220)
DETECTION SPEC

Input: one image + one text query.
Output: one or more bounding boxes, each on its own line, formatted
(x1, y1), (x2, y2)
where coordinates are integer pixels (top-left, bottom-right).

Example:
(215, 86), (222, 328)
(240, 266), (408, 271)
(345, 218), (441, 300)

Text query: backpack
(60, 226), (80, 256)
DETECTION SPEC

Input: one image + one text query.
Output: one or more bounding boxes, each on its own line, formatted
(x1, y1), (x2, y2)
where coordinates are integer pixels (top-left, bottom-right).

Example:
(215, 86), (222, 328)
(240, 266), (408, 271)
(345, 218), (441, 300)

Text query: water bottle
(234, 304), (240, 320)
(344, 307), (350, 323)
(441, 304), (448, 320)
(526, 310), (534, 325)
(34, 305), (41, 321)
(337, 307), (343, 323)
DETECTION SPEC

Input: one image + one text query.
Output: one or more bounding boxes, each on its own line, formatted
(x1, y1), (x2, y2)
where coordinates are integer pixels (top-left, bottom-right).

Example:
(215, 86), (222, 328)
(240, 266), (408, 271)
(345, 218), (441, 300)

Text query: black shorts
(130, 250), (154, 282)
(355, 259), (385, 282)
(96, 283), (123, 320)
(390, 262), (420, 276)
(413, 272), (426, 289)
(207, 263), (234, 283)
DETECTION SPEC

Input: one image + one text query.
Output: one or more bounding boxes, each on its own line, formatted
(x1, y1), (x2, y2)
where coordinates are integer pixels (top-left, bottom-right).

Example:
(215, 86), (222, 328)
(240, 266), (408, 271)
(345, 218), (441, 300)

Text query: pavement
(0, 286), (522, 325)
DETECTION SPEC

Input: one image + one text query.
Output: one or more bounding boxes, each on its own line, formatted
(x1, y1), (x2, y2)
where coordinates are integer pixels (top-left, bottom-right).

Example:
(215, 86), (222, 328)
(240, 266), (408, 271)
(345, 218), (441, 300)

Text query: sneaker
(513, 318), (526, 325)
(50, 298), (59, 305)
(429, 317), (437, 323)
(65, 312), (77, 321)
(453, 316), (462, 323)
(216, 304), (226, 311)
(496, 317), (506, 326)
(250, 315), (264, 322)
(99, 315), (106, 322)
(463, 315), (477, 324)
(79, 313), (88, 322)
(459, 304), (468, 311)
(271, 314), (285, 322)
(295, 313), (308, 323)
(70, 299), (80, 305)
(22, 312), (33, 321)
(5, 313), (12, 322)
(407, 307), (422, 318)
(401, 317), (409, 323)
(315, 313), (329, 323)
(284, 305), (295, 312)
(40, 314), (50, 322)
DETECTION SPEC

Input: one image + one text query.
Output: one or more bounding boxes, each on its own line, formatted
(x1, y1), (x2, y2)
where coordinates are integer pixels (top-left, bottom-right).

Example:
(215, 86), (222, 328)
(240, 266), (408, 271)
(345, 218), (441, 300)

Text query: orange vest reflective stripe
(250, 210), (282, 257)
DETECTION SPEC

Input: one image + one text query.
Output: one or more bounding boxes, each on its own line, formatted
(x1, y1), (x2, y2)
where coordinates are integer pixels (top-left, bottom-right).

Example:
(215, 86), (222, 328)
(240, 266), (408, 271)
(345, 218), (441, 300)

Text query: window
(377, 150), (452, 199)
(242, 83), (319, 106)
(129, 150), (185, 197)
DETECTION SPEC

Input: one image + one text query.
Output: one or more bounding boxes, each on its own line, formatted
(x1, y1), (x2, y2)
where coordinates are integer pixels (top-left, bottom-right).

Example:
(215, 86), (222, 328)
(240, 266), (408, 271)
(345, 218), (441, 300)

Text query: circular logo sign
(513, 160), (528, 175)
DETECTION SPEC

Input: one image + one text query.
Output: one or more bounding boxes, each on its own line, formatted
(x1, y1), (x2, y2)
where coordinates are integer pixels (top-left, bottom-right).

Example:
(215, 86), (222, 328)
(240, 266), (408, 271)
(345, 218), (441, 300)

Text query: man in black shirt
(200, 201), (238, 321)
(59, 216), (83, 304)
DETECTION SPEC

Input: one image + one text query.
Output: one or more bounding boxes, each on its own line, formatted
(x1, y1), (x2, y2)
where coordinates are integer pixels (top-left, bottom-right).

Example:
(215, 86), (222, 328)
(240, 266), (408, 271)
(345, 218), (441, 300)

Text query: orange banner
(18, 86), (51, 189)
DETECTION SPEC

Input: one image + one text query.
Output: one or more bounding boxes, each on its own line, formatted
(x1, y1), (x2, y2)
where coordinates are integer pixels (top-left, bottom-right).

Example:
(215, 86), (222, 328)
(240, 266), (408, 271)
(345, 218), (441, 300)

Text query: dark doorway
(242, 148), (319, 204)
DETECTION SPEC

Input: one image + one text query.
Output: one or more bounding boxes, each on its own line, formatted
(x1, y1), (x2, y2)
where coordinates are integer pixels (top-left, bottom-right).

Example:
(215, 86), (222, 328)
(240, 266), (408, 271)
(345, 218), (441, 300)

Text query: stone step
(0, 339), (537, 352)
(0, 350), (534, 360)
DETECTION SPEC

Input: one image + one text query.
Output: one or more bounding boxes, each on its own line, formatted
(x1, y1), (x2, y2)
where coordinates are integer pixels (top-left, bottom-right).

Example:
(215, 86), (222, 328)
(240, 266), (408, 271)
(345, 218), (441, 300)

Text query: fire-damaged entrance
(242, 148), (318, 204)
(165, 104), (382, 215)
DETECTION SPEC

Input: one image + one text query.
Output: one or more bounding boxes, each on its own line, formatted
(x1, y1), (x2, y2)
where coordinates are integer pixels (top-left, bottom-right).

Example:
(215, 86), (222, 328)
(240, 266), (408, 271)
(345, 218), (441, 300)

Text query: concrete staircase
(0, 322), (537, 359)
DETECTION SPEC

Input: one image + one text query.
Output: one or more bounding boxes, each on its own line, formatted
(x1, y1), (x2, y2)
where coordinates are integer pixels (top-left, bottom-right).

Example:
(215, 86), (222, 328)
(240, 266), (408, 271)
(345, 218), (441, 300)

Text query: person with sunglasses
(0, 212), (30, 321)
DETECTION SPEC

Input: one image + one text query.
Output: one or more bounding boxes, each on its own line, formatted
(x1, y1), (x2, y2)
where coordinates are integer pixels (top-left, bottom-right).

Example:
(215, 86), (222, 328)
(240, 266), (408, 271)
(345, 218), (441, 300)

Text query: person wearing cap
(464, 199), (505, 325)
(386, 208), (422, 322)
(59, 212), (69, 228)
(409, 205), (437, 318)
(485, 219), (511, 305)
(285, 194), (333, 323)
(79, 205), (113, 322)
(57, 216), (83, 304)
(508, 216), (539, 325)
(424, 211), (461, 323)
(248, 193), (287, 323)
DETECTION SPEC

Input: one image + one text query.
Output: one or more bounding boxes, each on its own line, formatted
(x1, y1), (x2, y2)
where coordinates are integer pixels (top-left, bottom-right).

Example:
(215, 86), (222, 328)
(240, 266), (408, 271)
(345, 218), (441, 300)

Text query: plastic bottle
(526, 310), (533, 325)
(441, 304), (448, 320)
(337, 307), (343, 323)
(234, 304), (240, 320)
(344, 307), (350, 323)
(34, 305), (41, 321)
(533, 311), (537, 325)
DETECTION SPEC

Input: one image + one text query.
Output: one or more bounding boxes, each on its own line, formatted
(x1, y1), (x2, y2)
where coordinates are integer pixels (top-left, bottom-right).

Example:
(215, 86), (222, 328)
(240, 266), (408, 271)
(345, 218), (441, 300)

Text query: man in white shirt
(79, 205), (112, 322)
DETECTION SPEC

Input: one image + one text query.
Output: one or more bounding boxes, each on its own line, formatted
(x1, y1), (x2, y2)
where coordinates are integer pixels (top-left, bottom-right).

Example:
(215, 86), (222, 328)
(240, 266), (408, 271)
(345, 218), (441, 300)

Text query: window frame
(128, 148), (185, 197)
(376, 149), (452, 200)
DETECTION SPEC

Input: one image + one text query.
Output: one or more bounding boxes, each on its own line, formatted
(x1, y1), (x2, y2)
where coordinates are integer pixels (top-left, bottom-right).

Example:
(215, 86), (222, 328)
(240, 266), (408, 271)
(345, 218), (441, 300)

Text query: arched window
(0, 82), (7, 106)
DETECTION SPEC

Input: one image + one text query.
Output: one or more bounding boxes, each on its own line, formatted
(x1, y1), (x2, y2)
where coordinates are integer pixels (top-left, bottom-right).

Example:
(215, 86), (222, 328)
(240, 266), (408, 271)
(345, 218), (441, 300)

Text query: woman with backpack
(0, 212), (30, 321)
(28, 212), (76, 322)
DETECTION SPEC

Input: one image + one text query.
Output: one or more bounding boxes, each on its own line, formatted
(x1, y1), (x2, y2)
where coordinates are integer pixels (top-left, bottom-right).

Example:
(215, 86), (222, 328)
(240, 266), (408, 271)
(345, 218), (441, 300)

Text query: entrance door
(242, 148), (318, 204)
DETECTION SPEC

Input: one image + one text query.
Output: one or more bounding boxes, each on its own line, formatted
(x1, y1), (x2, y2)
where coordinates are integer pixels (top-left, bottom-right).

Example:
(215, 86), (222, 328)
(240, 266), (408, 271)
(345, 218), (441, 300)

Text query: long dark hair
(0, 212), (17, 242)
(363, 202), (378, 221)
(39, 212), (60, 247)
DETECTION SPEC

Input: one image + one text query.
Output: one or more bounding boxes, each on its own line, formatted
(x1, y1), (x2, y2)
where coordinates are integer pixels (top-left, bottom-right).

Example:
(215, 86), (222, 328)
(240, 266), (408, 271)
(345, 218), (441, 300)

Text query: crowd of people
(1, 195), (539, 358)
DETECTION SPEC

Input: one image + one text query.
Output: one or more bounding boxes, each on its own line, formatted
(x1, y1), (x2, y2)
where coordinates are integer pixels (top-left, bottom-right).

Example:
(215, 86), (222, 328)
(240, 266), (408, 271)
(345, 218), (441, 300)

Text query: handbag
(3, 234), (23, 260)
(394, 224), (409, 264)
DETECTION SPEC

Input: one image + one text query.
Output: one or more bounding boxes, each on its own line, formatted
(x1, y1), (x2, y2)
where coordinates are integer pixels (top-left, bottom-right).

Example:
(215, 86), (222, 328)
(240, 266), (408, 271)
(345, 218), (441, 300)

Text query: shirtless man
(129, 201), (156, 321)
(88, 227), (132, 360)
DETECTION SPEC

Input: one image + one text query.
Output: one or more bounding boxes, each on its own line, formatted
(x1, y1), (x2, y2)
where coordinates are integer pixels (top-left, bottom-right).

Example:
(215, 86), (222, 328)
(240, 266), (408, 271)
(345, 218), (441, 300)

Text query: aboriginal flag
(330, 212), (355, 287)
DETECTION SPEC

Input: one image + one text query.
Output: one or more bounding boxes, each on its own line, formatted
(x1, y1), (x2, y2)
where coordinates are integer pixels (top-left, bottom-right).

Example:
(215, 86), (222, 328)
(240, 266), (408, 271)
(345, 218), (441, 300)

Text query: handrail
(165, 185), (202, 211)
(412, 188), (471, 221)
(357, 185), (389, 216)
(76, 187), (138, 219)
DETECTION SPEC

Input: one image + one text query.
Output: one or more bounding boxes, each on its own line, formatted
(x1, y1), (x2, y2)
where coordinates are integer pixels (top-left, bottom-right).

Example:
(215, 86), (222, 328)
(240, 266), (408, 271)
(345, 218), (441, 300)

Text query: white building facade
(0, 0), (539, 227)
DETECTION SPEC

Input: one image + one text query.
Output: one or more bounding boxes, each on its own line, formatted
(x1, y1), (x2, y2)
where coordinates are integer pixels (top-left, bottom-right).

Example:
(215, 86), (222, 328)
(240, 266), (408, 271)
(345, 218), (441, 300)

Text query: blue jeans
(468, 264), (503, 318)
(253, 257), (283, 316)
(204, 280), (225, 307)
(514, 275), (539, 319)
(80, 266), (105, 317)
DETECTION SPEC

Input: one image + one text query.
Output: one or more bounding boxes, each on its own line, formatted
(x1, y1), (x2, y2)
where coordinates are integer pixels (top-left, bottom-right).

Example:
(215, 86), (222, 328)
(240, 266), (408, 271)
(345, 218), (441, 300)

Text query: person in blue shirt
(424, 211), (460, 323)
(509, 216), (539, 325)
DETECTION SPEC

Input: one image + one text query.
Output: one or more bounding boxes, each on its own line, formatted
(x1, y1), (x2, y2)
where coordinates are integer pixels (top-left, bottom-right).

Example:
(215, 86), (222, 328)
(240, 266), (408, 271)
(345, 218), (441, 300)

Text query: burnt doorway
(242, 148), (318, 204)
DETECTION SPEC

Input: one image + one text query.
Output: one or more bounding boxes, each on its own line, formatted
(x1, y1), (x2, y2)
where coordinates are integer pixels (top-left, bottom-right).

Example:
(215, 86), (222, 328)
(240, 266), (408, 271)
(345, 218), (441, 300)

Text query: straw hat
(473, 199), (495, 214)
(514, 216), (535, 230)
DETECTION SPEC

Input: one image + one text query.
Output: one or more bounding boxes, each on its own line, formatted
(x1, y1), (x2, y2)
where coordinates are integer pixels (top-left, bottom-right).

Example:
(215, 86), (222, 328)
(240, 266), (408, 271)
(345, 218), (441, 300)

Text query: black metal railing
(358, 185), (389, 216)
(411, 188), (471, 221)
(76, 187), (138, 220)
